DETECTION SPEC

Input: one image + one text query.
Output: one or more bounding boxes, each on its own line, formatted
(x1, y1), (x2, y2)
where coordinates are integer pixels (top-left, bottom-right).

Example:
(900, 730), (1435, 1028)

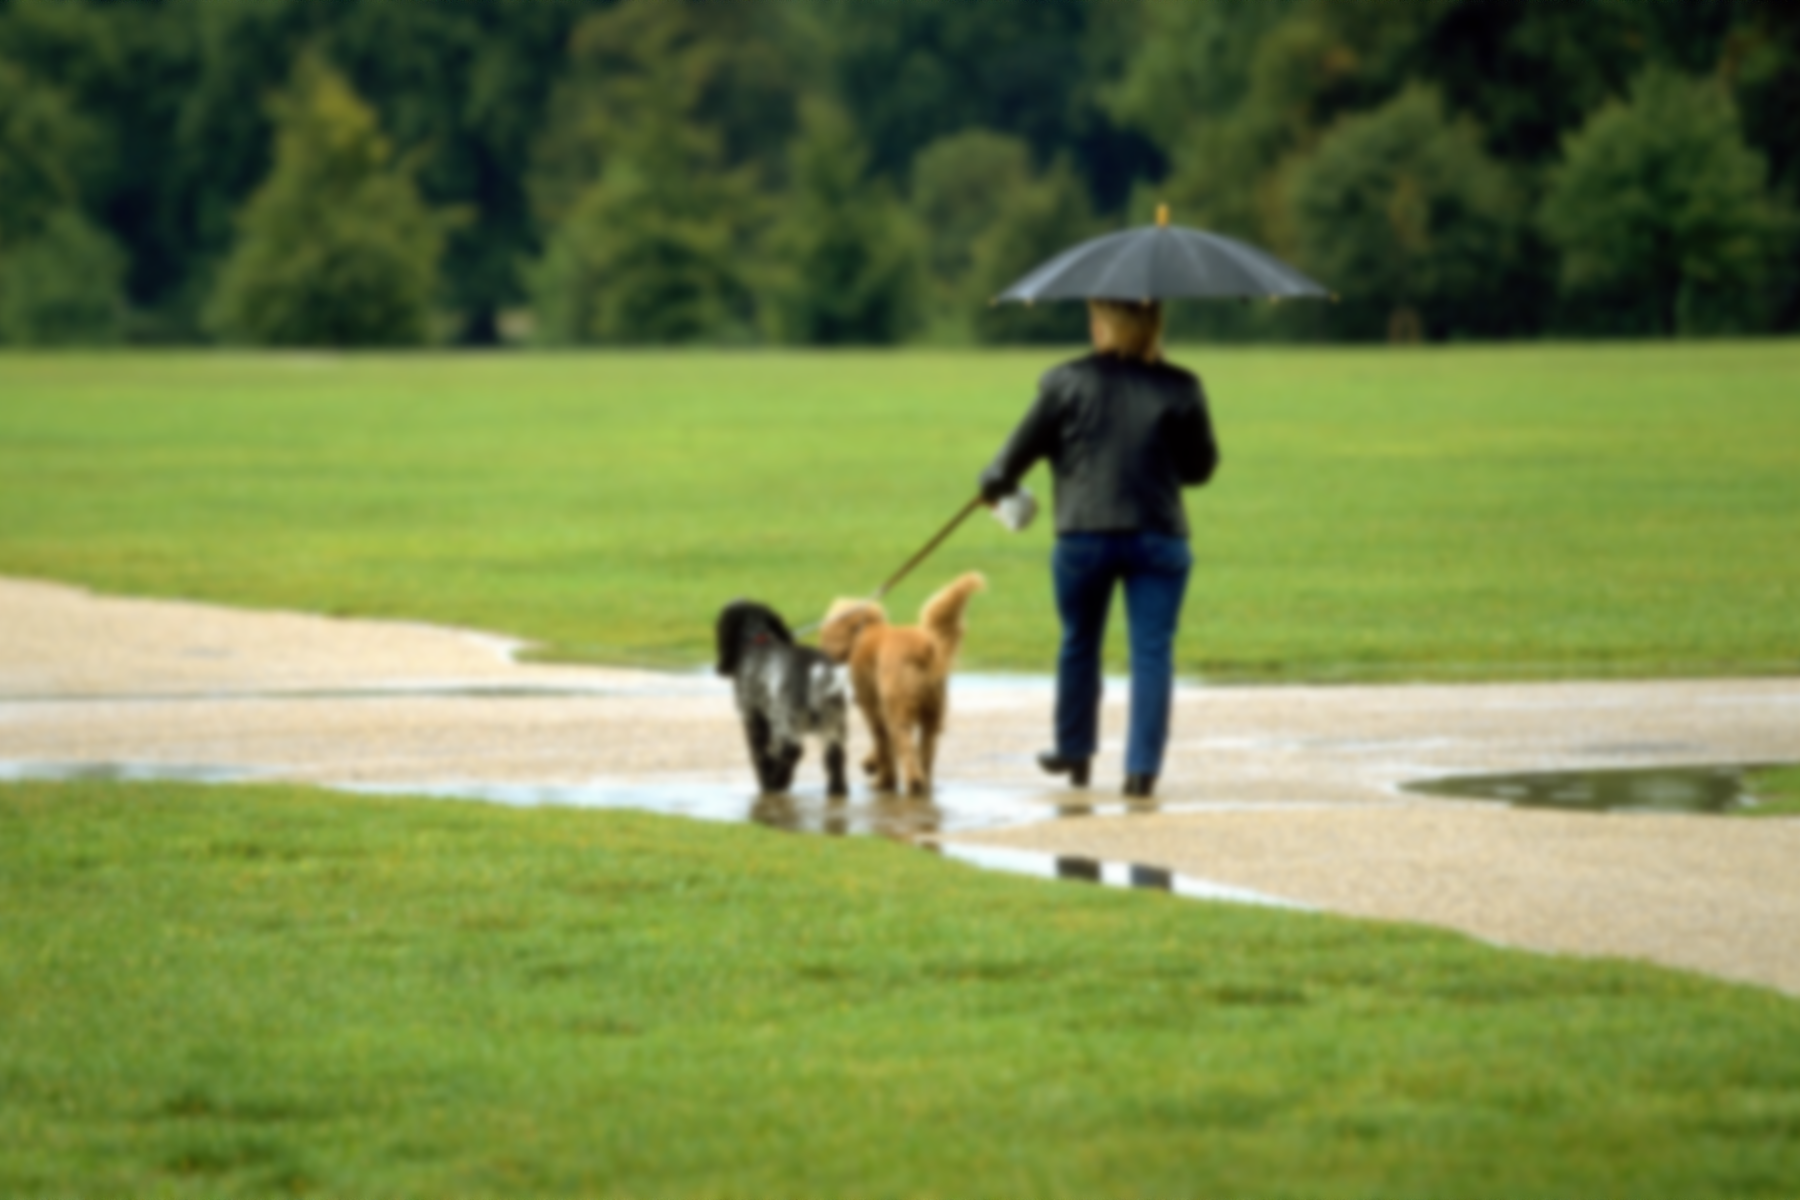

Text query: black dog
(715, 600), (849, 796)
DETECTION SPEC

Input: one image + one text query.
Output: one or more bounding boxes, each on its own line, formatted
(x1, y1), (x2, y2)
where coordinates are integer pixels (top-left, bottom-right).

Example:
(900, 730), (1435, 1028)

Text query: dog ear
(715, 602), (748, 676)
(764, 608), (794, 645)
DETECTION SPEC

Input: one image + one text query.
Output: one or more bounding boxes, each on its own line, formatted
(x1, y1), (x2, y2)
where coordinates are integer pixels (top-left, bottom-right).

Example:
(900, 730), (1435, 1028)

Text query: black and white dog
(714, 600), (849, 796)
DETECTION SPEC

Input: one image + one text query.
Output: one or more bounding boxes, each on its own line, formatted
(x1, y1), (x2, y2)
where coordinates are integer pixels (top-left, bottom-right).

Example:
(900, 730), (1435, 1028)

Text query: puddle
(932, 843), (1308, 909)
(0, 760), (1200, 839)
(0, 758), (1298, 909)
(336, 776), (1043, 840)
(1403, 762), (1787, 814)
(0, 760), (273, 786)
(0, 759), (1017, 836)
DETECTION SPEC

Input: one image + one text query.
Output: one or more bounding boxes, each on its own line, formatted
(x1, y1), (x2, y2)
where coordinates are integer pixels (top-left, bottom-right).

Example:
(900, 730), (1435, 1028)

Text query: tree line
(1, 0), (1794, 347)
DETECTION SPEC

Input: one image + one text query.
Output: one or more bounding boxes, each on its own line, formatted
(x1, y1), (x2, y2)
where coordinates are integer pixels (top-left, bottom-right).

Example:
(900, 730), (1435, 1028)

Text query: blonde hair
(1088, 299), (1164, 363)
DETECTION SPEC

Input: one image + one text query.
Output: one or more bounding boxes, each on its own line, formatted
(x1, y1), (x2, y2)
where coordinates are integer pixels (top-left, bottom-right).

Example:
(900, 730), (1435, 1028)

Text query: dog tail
(919, 571), (986, 663)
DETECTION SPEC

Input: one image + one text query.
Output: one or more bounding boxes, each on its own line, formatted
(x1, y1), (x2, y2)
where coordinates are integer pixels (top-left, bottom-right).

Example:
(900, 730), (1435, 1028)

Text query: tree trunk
(458, 308), (502, 347)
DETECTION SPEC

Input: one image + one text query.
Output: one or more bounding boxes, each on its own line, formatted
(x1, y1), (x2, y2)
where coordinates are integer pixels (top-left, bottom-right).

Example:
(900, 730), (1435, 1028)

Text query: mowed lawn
(1, 342), (1796, 680)
(4, 782), (1799, 1199)
(4, 346), (1800, 1196)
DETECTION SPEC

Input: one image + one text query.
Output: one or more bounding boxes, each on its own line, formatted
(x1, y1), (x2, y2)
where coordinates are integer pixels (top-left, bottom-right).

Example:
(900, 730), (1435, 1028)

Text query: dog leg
(916, 685), (949, 794)
(886, 695), (928, 797)
(870, 721), (899, 792)
(857, 700), (883, 778)
(769, 740), (801, 792)
(744, 711), (786, 793)
(855, 690), (898, 792)
(824, 740), (848, 797)
(821, 698), (850, 798)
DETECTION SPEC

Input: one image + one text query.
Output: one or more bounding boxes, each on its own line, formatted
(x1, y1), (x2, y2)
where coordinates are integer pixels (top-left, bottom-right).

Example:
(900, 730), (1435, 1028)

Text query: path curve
(3, 576), (1797, 996)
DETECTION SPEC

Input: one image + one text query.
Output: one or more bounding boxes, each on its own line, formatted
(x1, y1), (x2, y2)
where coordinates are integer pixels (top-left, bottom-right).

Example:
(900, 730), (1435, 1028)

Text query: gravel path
(4, 575), (1797, 996)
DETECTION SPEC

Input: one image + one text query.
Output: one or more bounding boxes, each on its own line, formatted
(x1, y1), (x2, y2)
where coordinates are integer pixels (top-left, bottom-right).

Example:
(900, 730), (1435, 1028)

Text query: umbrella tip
(1156, 203), (1169, 228)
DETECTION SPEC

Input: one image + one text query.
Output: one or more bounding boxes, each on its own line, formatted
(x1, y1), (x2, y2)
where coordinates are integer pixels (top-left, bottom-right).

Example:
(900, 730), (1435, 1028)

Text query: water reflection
(747, 789), (946, 839)
(1056, 856), (1101, 883)
(341, 776), (994, 837)
(936, 843), (1305, 908)
(0, 760), (1016, 838)
(1056, 798), (1161, 821)
(0, 760), (269, 785)
(1403, 763), (1779, 814)
(1050, 858), (1172, 889)
(0, 758), (1306, 908)
(1130, 864), (1175, 891)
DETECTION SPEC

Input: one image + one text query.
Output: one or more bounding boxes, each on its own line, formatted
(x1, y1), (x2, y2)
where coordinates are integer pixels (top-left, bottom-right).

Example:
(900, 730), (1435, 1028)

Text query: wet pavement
(4, 576), (1800, 994)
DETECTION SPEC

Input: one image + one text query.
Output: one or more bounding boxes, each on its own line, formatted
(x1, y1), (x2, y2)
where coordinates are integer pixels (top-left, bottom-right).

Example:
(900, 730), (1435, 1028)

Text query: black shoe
(1123, 773), (1156, 798)
(1037, 752), (1091, 788)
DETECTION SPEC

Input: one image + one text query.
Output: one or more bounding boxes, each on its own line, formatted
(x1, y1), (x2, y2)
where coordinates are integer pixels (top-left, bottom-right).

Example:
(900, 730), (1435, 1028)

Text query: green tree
(205, 56), (446, 347)
(798, 0), (1158, 215)
(528, 0), (779, 344)
(0, 208), (126, 344)
(1729, 3), (1800, 327)
(1107, 0), (1440, 251)
(910, 130), (1034, 311)
(0, 51), (125, 343)
(1540, 68), (1782, 335)
(0, 54), (103, 246)
(1291, 86), (1523, 341)
(1412, 0), (1652, 166)
(0, 0), (596, 342)
(531, 0), (798, 227)
(907, 129), (1093, 343)
(325, 0), (597, 343)
(1107, 0), (1773, 339)
(531, 144), (759, 345)
(1102, 0), (1306, 153)
(770, 100), (922, 346)
(967, 160), (1094, 345)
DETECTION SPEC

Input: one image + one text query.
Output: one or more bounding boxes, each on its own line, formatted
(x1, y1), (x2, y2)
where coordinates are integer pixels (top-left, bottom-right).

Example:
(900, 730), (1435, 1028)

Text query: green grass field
(2, 342), (1797, 679)
(5, 782), (1799, 1198)
(1747, 766), (1800, 816)
(4, 345), (1799, 1195)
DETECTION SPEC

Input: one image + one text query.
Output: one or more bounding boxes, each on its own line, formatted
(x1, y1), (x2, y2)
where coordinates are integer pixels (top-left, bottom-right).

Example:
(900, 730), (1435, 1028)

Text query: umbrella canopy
(995, 206), (1330, 304)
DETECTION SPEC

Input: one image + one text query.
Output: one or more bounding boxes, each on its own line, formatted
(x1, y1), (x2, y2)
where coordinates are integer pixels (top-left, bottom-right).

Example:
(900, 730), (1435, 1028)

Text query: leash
(791, 494), (985, 636)
(872, 494), (985, 601)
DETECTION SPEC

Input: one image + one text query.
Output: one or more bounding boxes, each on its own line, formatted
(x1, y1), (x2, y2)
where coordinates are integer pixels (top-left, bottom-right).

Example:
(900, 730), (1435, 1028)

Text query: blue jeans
(1052, 531), (1193, 777)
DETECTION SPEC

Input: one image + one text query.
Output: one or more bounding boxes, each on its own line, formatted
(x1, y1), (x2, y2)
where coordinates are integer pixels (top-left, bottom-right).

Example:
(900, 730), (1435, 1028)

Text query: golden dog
(818, 572), (985, 796)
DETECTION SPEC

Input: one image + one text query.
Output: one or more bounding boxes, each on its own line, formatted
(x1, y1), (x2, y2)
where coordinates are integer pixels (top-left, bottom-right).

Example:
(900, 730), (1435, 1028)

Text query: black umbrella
(994, 205), (1330, 304)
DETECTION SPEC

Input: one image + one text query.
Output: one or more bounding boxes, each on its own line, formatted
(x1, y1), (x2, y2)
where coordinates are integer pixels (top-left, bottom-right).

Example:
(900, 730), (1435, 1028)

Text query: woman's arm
(978, 375), (1061, 501)
(1170, 381), (1220, 486)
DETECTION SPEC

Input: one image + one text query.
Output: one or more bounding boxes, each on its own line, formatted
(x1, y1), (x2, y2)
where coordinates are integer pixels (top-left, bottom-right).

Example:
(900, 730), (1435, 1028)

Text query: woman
(978, 299), (1218, 798)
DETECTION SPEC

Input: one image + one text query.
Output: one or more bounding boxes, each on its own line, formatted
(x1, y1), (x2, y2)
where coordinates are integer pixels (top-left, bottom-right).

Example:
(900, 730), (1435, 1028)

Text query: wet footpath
(3, 576), (1799, 997)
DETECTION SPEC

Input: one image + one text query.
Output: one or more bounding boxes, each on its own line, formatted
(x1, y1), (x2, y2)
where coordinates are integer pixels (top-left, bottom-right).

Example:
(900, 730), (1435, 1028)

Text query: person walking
(977, 299), (1218, 798)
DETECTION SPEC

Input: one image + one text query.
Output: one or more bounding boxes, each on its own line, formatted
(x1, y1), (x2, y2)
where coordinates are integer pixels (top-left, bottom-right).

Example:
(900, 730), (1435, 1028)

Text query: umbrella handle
(872, 495), (985, 601)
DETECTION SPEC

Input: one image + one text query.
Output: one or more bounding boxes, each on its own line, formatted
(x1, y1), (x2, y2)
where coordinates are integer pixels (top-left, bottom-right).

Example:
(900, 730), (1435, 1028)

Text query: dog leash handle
(872, 494), (985, 602)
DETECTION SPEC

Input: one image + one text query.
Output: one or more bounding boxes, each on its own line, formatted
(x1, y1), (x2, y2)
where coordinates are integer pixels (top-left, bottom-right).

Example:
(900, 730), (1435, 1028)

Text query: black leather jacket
(979, 352), (1219, 537)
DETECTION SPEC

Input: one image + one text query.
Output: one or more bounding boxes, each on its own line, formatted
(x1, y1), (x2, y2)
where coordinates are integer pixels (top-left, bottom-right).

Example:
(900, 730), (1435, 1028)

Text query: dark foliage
(1540, 68), (1783, 336)
(205, 56), (445, 347)
(770, 99), (921, 345)
(0, 0), (1792, 344)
